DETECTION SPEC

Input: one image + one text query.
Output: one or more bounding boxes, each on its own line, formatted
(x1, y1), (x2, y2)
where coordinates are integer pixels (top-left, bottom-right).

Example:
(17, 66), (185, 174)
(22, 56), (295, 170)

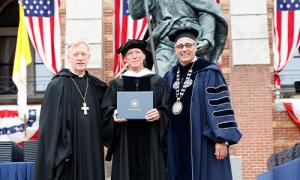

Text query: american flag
(273, 0), (300, 73)
(114, 0), (148, 75)
(22, 0), (61, 74)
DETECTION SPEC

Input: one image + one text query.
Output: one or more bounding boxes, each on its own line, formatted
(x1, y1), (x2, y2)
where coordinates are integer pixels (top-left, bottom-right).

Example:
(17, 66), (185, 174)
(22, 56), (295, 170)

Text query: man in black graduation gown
(164, 28), (242, 180)
(34, 41), (108, 180)
(101, 40), (169, 180)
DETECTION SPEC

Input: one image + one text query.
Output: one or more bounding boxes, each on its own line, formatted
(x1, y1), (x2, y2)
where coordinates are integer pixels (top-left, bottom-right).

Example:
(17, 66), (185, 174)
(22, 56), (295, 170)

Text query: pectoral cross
(81, 102), (89, 115)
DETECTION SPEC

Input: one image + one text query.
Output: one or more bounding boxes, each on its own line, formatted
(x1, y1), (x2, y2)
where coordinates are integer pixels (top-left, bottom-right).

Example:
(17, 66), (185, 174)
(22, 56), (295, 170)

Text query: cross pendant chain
(81, 102), (89, 115)
(71, 77), (89, 115)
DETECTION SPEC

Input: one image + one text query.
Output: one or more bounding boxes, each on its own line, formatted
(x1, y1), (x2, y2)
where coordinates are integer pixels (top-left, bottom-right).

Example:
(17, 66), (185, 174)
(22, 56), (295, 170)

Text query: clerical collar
(122, 68), (154, 77)
(68, 69), (87, 78)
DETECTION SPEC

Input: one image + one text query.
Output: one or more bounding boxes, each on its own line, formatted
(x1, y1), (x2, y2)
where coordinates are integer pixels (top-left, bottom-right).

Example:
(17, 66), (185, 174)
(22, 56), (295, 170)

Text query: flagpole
(24, 114), (27, 138)
(14, 4), (32, 140)
(115, 63), (128, 79)
(143, 0), (159, 75)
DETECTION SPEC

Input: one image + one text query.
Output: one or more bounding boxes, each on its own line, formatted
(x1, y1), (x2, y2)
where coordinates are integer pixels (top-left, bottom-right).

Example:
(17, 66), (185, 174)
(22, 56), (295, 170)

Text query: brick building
(0, 0), (300, 179)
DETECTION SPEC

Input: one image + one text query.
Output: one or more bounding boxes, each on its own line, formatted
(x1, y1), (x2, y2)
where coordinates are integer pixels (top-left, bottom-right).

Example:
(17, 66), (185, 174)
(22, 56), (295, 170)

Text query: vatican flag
(12, 5), (32, 118)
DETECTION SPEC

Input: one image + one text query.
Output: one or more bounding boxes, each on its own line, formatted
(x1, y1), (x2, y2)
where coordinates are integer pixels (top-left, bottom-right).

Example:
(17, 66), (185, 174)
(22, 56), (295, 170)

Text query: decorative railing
(0, 76), (17, 94)
(0, 76), (52, 96)
(278, 73), (300, 98)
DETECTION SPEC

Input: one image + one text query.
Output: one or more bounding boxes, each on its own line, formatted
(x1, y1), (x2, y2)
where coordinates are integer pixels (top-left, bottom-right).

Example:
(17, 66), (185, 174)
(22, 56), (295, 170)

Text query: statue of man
(128, 0), (228, 76)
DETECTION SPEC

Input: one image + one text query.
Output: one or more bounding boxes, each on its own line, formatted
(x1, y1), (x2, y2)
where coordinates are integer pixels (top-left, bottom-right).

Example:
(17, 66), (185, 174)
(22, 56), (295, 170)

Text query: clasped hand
(215, 143), (228, 160)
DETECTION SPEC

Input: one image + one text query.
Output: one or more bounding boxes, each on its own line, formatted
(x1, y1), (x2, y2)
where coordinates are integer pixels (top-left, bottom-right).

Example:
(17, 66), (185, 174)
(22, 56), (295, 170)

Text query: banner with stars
(0, 105), (41, 146)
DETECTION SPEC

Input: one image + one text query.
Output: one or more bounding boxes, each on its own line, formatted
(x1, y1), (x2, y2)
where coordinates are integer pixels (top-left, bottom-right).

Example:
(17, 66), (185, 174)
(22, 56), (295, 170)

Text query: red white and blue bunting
(0, 105), (40, 146)
(283, 100), (300, 128)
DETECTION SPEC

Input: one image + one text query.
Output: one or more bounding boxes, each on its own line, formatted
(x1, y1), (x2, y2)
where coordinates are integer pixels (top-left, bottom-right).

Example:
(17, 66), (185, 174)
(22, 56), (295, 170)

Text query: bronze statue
(128, 0), (228, 76)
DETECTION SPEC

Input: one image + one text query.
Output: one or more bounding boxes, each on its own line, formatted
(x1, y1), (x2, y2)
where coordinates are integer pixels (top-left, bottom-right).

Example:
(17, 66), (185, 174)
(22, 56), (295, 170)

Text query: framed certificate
(117, 91), (153, 120)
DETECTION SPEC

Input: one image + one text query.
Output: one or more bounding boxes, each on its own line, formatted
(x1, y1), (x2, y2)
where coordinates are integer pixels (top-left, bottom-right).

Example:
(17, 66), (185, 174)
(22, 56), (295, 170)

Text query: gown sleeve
(34, 78), (72, 180)
(202, 68), (242, 145)
(153, 77), (170, 150)
(101, 80), (119, 160)
(90, 76), (110, 148)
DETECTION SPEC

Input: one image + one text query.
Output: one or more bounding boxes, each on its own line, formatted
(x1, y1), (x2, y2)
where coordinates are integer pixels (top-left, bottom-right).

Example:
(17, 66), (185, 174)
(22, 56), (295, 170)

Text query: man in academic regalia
(34, 41), (108, 180)
(101, 39), (169, 180)
(164, 28), (242, 180)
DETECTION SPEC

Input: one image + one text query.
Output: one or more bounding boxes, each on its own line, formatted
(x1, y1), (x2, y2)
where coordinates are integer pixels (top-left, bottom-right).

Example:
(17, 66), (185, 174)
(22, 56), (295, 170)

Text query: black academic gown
(101, 73), (169, 180)
(34, 69), (108, 180)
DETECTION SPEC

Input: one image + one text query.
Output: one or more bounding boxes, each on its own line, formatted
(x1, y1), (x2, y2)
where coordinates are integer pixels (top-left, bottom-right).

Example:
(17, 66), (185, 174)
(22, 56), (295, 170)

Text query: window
(0, 0), (19, 96)
(33, 53), (53, 93)
(0, 36), (17, 95)
(278, 47), (300, 98)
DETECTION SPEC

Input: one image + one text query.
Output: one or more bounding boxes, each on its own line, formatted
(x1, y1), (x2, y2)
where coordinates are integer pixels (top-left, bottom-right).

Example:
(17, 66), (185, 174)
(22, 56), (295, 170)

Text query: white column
(230, 0), (270, 65)
(65, 0), (103, 68)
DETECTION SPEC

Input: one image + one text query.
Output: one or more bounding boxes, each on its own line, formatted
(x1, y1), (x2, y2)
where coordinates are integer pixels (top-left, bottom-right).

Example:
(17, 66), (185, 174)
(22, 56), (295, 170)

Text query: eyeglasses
(174, 43), (195, 50)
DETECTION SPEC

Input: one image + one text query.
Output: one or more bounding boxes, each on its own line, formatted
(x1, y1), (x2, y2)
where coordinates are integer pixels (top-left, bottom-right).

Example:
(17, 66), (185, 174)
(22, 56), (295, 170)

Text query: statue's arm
(128, 0), (155, 19)
(198, 12), (216, 46)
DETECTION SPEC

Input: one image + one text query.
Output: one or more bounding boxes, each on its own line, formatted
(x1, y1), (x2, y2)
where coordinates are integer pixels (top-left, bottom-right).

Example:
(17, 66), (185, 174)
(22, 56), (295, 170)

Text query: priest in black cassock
(164, 28), (242, 180)
(101, 39), (169, 180)
(34, 41), (108, 180)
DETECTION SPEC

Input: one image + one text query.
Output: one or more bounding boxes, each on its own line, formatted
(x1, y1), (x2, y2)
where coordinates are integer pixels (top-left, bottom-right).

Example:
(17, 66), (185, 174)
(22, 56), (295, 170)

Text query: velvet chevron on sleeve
(202, 66), (242, 144)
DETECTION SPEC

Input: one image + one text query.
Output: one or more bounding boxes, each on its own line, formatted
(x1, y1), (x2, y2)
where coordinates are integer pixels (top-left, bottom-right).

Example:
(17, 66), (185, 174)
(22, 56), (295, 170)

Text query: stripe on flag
(283, 101), (300, 129)
(273, 0), (300, 74)
(0, 110), (25, 144)
(114, 0), (148, 75)
(22, 0), (61, 75)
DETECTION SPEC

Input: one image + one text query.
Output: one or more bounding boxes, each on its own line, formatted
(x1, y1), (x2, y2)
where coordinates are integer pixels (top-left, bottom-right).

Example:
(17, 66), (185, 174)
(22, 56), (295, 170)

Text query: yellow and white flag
(12, 5), (32, 118)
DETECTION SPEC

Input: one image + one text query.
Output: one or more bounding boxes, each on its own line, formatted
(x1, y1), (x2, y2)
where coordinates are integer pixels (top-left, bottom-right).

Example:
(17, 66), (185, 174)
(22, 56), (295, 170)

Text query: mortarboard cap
(116, 39), (153, 69)
(117, 39), (147, 56)
(168, 28), (199, 43)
